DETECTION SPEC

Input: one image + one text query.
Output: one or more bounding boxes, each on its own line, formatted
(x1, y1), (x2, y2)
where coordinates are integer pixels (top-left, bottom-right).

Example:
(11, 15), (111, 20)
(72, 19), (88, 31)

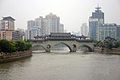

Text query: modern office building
(89, 6), (104, 40)
(97, 23), (117, 41)
(81, 23), (88, 36)
(89, 6), (120, 41)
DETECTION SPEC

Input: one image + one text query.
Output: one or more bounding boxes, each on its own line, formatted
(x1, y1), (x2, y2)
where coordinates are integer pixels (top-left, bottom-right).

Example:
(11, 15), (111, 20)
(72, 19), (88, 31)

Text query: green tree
(25, 42), (32, 50)
(104, 40), (114, 49)
(0, 40), (16, 53)
(15, 40), (32, 51)
(15, 41), (26, 51)
(95, 41), (104, 47)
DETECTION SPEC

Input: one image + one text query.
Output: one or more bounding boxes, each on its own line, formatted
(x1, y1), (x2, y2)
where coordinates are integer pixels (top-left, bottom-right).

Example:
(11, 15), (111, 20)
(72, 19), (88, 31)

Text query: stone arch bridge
(30, 33), (94, 52)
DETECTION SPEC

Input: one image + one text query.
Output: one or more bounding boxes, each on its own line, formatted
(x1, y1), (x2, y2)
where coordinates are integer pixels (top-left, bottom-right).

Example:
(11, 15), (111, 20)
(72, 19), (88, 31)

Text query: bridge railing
(29, 38), (93, 43)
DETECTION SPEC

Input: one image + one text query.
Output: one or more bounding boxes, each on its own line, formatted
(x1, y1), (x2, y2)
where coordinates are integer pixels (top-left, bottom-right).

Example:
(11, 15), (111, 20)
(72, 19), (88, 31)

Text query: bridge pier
(45, 44), (51, 52)
(46, 49), (51, 52)
(70, 48), (77, 52)
(70, 50), (76, 52)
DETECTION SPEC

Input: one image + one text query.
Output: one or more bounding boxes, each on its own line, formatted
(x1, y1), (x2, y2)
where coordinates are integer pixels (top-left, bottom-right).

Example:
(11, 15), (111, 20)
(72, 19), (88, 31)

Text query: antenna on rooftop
(96, 4), (101, 10)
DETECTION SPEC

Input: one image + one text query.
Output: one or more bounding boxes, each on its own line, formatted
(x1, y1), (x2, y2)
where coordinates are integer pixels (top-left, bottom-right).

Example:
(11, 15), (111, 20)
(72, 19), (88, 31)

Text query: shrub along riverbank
(94, 37), (120, 54)
(0, 40), (32, 63)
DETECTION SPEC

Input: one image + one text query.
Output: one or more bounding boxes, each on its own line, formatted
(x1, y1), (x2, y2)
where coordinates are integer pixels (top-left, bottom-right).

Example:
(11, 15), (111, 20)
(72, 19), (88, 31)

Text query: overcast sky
(0, 0), (120, 32)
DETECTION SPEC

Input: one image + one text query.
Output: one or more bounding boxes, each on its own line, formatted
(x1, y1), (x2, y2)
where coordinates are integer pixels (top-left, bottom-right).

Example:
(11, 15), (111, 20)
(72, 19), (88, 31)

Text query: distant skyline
(0, 0), (120, 32)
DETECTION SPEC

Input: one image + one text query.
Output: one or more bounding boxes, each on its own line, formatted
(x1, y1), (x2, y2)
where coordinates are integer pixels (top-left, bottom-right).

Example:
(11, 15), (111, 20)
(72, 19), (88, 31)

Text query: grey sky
(0, 0), (120, 32)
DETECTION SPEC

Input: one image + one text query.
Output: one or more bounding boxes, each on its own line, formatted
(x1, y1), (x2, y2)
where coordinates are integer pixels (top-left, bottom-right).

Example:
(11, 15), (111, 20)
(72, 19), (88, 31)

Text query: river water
(0, 51), (120, 80)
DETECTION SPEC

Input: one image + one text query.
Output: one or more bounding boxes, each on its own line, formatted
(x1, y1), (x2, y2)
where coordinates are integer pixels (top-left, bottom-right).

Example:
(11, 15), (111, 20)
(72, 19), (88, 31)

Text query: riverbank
(0, 50), (32, 63)
(94, 47), (120, 55)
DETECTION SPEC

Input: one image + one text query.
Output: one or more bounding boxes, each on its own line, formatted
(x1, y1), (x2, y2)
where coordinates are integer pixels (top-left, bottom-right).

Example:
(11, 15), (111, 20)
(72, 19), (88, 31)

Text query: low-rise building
(28, 26), (41, 40)
(0, 30), (13, 40)
(0, 16), (15, 40)
(97, 23), (117, 41)
(12, 29), (24, 41)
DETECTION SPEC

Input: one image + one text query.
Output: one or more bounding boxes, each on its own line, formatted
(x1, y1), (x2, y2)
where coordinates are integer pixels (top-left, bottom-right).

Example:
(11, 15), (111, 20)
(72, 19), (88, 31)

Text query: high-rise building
(0, 16), (15, 40)
(26, 13), (64, 40)
(45, 13), (60, 34)
(59, 24), (64, 33)
(89, 6), (104, 40)
(27, 17), (43, 40)
(81, 23), (88, 36)
(27, 20), (35, 30)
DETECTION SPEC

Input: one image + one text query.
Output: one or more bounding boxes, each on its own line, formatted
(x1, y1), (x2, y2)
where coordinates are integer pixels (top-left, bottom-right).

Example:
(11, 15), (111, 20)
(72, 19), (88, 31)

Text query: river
(0, 51), (120, 80)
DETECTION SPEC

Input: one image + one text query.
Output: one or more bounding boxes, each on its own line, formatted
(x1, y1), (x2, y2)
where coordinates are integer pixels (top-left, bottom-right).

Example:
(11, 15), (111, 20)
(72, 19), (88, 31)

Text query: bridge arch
(53, 42), (72, 52)
(32, 44), (47, 51)
(80, 44), (93, 52)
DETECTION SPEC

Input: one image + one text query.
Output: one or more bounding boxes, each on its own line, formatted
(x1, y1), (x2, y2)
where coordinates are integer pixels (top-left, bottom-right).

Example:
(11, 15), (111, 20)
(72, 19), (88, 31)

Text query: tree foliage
(0, 40), (32, 53)
(95, 38), (120, 49)
(0, 40), (16, 53)
(15, 40), (32, 51)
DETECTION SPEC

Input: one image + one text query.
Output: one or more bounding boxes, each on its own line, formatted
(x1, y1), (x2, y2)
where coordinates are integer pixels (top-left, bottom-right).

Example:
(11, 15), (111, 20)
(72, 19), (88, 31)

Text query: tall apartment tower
(81, 23), (88, 36)
(26, 13), (64, 40)
(27, 16), (44, 40)
(59, 24), (64, 33)
(0, 16), (15, 40)
(89, 6), (104, 40)
(45, 13), (60, 34)
(27, 20), (35, 30)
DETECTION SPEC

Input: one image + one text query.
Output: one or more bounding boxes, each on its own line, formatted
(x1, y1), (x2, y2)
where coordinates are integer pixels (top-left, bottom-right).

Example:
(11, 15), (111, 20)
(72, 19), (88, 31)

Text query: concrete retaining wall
(0, 50), (32, 63)
(94, 47), (120, 55)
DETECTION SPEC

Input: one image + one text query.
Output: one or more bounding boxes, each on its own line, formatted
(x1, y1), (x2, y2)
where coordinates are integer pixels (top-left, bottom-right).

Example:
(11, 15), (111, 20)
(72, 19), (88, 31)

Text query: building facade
(0, 16), (15, 40)
(12, 28), (25, 40)
(97, 24), (117, 41)
(45, 13), (60, 34)
(26, 13), (64, 40)
(81, 23), (88, 36)
(89, 6), (104, 40)
(0, 16), (15, 31)
(117, 25), (120, 39)
(27, 17), (43, 40)
(28, 26), (41, 40)
(59, 24), (64, 33)
(0, 31), (13, 40)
